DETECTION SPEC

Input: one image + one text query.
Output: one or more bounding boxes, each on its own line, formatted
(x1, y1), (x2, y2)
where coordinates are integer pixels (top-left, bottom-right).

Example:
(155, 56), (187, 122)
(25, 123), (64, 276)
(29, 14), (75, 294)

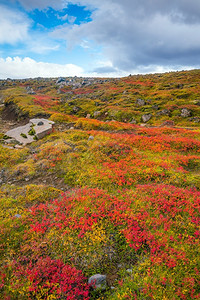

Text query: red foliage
(12, 256), (90, 299)
(73, 88), (94, 95)
(33, 95), (59, 108)
(122, 79), (154, 86)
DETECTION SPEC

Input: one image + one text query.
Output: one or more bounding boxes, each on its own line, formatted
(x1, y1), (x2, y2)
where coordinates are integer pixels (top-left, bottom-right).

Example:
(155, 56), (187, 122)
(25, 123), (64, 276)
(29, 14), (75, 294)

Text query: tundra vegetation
(0, 70), (199, 299)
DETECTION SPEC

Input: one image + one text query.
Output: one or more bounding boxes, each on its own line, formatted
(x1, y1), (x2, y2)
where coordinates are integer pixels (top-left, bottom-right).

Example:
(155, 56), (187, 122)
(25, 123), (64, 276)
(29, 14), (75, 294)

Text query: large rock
(88, 274), (107, 290)
(5, 119), (54, 145)
(141, 114), (152, 123)
(56, 77), (65, 84)
(30, 119), (55, 139)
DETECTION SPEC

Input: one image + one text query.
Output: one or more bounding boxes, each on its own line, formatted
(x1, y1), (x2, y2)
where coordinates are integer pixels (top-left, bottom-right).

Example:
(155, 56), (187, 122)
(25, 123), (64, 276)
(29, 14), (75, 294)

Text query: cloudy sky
(0, 0), (200, 78)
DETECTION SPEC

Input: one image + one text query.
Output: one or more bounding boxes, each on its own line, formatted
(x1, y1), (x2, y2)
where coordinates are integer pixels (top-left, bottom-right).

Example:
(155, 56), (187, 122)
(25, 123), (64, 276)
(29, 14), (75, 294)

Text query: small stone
(25, 177), (29, 182)
(14, 214), (21, 218)
(136, 98), (146, 106)
(37, 121), (44, 126)
(88, 135), (94, 141)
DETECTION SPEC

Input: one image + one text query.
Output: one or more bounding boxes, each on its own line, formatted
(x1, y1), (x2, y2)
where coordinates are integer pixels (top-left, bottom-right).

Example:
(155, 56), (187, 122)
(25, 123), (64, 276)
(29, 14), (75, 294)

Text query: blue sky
(1, 0), (200, 78)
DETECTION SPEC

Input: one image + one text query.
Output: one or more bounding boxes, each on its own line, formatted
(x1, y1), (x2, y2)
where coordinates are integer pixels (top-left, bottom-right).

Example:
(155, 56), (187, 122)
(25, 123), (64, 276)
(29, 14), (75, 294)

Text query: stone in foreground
(88, 274), (107, 290)
(5, 119), (54, 145)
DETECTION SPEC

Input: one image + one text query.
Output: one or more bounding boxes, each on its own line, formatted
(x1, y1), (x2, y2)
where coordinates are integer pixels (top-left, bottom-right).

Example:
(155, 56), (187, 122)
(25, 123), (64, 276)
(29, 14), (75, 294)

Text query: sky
(0, 0), (200, 79)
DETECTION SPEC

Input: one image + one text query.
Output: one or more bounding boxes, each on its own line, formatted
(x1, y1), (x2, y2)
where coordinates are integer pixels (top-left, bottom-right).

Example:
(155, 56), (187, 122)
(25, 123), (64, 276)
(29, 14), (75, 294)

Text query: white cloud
(56, 14), (77, 23)
(0, 56), (196, 79)
(60, 14), (69, 21)
(0, 5), (30, 44)
(28, 41), (60, 54)
(0, 57), (84, 79)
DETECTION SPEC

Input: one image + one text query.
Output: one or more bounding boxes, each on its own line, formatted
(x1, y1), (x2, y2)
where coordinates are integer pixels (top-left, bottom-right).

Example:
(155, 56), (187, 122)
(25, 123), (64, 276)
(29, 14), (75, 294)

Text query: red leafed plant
(11, 256), (90, 299)
(34, 95), (59, 108)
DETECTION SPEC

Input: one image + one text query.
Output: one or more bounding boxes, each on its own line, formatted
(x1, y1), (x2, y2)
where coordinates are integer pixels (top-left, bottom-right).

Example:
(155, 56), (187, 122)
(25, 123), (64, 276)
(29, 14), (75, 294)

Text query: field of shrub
(0, 70), (199, 299)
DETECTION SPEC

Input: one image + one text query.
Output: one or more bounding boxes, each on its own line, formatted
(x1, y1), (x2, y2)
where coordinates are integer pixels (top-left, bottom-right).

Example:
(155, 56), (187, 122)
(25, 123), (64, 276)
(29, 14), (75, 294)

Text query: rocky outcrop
(5, 119), (54, 145)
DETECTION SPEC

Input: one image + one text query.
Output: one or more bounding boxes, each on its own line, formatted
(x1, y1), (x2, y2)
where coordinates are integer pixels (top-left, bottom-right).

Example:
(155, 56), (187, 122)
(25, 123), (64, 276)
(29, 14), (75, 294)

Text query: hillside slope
(0, 70), (199, 299)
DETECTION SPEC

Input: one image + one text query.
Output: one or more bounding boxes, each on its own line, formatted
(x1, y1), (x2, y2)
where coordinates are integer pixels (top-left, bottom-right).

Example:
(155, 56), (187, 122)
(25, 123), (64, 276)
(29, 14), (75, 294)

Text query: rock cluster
(180, 108), (191, 117)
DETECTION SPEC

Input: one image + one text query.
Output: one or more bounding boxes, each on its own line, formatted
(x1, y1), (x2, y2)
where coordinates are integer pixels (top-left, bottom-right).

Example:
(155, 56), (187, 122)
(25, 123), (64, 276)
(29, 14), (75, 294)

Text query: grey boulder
(88, 274), (107, 290)
(141, 114), (152, 123)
